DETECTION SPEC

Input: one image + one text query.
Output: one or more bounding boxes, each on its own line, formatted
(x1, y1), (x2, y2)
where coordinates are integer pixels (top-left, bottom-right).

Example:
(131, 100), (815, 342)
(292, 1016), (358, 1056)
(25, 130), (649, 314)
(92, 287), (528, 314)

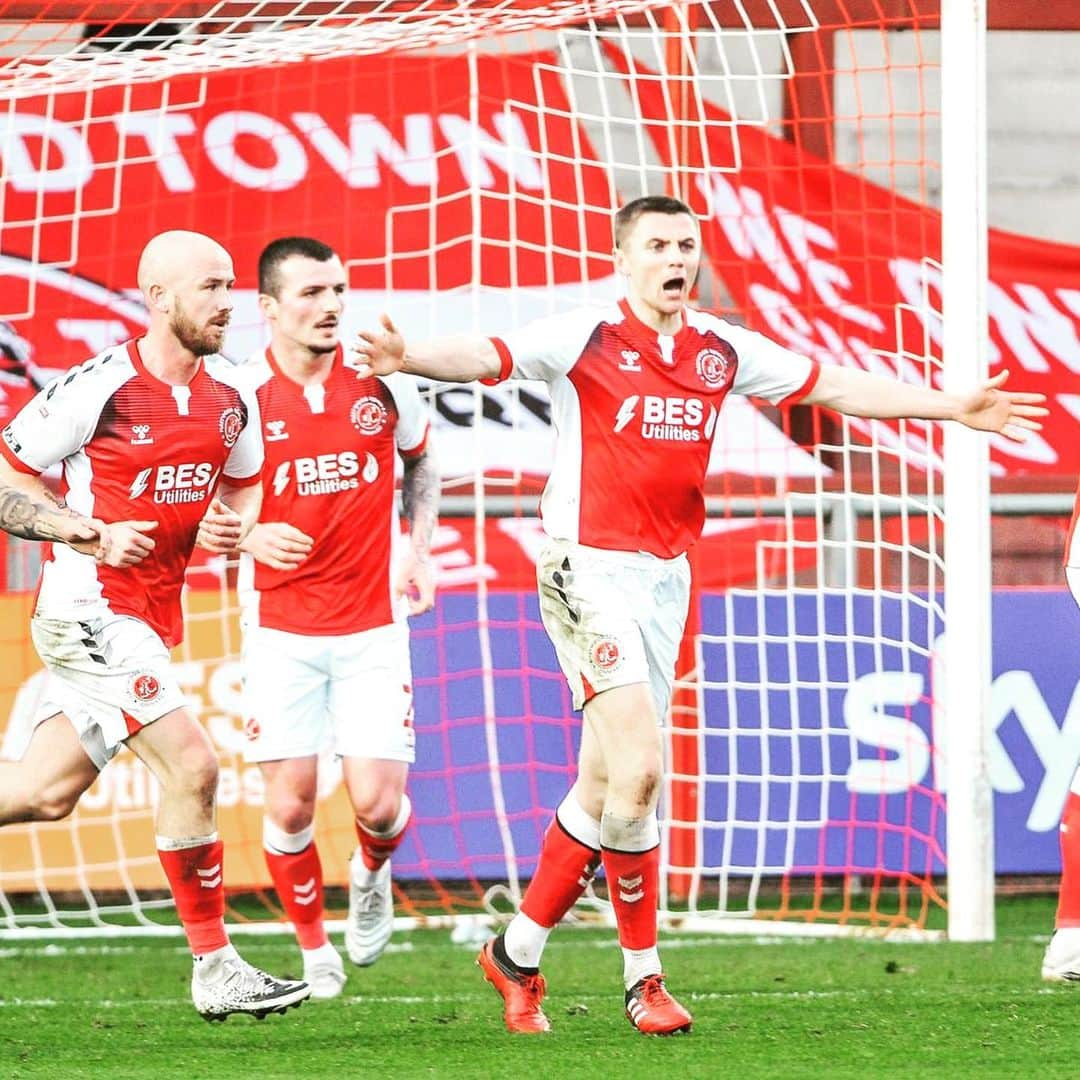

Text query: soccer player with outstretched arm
(0, 231), (310, 1021)
(236, 237), (438, 998)
(354, 195), (1048, 1036)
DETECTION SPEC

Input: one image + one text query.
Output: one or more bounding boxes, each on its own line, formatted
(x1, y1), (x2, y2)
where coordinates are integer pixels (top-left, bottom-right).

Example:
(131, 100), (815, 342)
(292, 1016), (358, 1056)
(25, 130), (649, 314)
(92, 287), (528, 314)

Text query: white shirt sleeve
(495, 307), (605, 384)
(1, 361), (115, 473)
(224, 382), (264, 481)
(382, 372), (431, 456)
(719, 320), (819, 405)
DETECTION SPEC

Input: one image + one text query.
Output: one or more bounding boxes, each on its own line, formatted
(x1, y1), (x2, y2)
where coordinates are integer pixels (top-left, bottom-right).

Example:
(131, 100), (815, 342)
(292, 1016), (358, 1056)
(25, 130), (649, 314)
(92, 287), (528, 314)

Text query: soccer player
(0, 230), (310, 1021)
(1042, 520), (1080, 981)
(353, 195), (1048, 1036)
(237, 237), (438, 999)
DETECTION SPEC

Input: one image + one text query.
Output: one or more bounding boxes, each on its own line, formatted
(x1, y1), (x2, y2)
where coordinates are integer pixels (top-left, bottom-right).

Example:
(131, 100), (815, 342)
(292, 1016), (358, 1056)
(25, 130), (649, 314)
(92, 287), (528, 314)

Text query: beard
(171, 301), (226, 356)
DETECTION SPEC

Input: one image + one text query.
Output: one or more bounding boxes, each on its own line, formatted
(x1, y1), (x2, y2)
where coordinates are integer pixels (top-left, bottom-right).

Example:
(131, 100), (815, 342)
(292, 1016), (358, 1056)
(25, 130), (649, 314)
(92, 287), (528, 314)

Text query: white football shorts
(536, 538), (691, 719)
(241, 621), (416, 764)
(29, 614), (188, 771)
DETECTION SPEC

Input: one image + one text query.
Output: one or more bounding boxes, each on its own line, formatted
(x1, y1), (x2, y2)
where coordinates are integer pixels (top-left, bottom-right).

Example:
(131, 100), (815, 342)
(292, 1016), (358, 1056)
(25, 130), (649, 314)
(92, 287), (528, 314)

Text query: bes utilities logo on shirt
(128, 463), (219, 503)
(271, 451), (379, 497)
(612, 394), (718, 442)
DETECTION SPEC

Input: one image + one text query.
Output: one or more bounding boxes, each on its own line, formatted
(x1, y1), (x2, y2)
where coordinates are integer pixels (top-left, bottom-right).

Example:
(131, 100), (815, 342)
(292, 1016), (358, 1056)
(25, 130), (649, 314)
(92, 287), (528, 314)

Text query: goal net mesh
(0, 0), (951, 935)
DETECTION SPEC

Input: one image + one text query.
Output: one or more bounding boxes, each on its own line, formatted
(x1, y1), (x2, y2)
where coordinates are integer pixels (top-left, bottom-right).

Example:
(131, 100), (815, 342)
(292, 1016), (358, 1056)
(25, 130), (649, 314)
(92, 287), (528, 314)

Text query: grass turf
(1, 895), (1076, 1079)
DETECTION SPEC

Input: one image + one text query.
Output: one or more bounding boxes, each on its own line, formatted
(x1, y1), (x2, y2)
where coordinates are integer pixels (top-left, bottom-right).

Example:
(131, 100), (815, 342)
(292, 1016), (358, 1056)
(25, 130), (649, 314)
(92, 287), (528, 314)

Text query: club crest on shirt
(590, 637), (623, 673)
(695, 343), (736, 390)
(244, 716), (261, 741)
(351, 395), (388, 436)
(130, 673), (161, 703)
(219, 406), (244, 448)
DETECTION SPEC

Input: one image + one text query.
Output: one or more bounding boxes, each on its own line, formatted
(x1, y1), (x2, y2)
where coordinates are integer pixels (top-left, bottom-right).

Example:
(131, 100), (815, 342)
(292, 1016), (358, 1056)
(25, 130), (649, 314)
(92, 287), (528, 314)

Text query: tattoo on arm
(0, 485), (69, 542)
(401, 447), (440, 558)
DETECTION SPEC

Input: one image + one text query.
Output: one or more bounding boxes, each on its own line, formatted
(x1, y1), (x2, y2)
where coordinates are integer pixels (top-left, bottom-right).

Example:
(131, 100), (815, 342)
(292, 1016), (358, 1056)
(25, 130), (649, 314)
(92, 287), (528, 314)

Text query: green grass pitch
(2, 895), (1079, 1078)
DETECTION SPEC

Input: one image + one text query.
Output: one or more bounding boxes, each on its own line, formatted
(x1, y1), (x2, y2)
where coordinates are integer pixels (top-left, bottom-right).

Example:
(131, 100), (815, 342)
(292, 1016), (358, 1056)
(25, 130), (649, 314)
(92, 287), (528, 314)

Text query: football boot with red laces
(624, 973), (693, 1035)
(477, 935), (551, 1034)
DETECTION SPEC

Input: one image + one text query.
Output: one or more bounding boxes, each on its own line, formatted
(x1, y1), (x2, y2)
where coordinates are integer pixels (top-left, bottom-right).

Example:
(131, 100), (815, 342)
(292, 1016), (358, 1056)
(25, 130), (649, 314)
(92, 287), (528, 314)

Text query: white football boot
(302, 941), (347, 1000)
(192, 948), (310, 1020)
(345, 851), (394, 967)
(1042, 928), (1080, 982)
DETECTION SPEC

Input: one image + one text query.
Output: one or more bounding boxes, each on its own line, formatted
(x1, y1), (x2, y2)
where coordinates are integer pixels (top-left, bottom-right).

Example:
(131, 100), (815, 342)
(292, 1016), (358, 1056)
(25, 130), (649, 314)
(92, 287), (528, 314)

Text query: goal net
(0, 1), (992, 938)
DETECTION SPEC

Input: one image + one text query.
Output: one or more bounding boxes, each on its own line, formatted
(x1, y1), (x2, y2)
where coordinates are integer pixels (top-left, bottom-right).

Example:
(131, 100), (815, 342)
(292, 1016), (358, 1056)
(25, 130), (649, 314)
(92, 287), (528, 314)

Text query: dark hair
(258, 236), (337, 297)
(613, 195), (697, 249)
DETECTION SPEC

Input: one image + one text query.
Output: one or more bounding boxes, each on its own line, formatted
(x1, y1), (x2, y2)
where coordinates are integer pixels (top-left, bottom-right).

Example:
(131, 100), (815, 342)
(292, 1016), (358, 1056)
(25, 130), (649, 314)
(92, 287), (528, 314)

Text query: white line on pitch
(0, 940), (417, 959)
(1, 987), (1067, 1010)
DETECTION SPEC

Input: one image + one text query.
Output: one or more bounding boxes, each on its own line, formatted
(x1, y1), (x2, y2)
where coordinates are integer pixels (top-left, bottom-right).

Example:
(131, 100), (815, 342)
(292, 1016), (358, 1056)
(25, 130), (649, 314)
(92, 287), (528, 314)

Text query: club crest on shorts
(590, 637), (623, 673)
(244, 716), (261, 741)
(351, 395), (388, 436)
(695, 342), (736, 390)
(219, 406), (244, 447)
(130, 672), (161, 703)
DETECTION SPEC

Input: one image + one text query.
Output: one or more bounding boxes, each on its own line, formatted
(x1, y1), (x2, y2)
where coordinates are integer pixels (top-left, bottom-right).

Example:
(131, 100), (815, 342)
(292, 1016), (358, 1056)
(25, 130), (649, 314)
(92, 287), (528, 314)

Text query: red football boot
(624, 973), (693, 1035)
(477, 936), (551, 1034)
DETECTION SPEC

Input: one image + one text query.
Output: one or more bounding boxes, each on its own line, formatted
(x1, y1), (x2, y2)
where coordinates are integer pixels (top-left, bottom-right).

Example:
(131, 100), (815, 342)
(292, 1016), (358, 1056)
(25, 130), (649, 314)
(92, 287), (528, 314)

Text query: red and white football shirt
(489, 299), (819, 558)
(239, 345), (430, 636)
(0, 340), (262, 646)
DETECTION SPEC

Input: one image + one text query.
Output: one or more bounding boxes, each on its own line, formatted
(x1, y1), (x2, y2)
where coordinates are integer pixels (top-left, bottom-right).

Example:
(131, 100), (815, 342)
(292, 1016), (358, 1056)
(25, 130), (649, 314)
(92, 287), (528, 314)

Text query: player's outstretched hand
(243, 522), (314, 571)
(352, 314), (406, 377)
(97, 520), (158, 567)
(197, 497), (245, 554)
(956, 370), (1049, 441)
(395, 547), (435, 616)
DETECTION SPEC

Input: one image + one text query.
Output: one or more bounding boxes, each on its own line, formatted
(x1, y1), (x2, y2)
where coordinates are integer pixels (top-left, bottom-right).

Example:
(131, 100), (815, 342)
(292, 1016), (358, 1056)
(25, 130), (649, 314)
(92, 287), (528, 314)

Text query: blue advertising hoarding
(396, 588), (1080, 880)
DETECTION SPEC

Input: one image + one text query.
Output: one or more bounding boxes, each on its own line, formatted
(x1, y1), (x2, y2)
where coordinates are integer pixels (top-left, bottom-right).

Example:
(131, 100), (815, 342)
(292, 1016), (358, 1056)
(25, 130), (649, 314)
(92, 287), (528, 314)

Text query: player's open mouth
(662, 276), (685, 296)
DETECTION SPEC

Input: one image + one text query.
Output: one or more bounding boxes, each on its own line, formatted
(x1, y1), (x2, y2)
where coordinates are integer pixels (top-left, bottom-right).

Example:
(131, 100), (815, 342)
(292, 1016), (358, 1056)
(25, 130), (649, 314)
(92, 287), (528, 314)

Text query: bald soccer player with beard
(0, 230), (311, 1021)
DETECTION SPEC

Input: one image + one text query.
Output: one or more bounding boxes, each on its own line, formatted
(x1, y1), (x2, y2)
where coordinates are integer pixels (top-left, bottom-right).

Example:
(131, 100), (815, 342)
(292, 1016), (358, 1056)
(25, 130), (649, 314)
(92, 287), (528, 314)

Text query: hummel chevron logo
(197, 863), (222, 889)
(293, 878), (318, 906)
(618, 873), (644, 903)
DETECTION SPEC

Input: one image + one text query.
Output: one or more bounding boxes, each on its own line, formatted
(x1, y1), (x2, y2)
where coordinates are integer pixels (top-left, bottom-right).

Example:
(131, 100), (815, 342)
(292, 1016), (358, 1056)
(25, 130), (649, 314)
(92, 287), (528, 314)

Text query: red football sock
(158, 839), (228, 956)
(520, 817), (599, 928)
(356, 809), (411, 873)
(601, 845), (660, 950)
(1057, 790), (1080, 928)
(265, 842), (328, 950)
